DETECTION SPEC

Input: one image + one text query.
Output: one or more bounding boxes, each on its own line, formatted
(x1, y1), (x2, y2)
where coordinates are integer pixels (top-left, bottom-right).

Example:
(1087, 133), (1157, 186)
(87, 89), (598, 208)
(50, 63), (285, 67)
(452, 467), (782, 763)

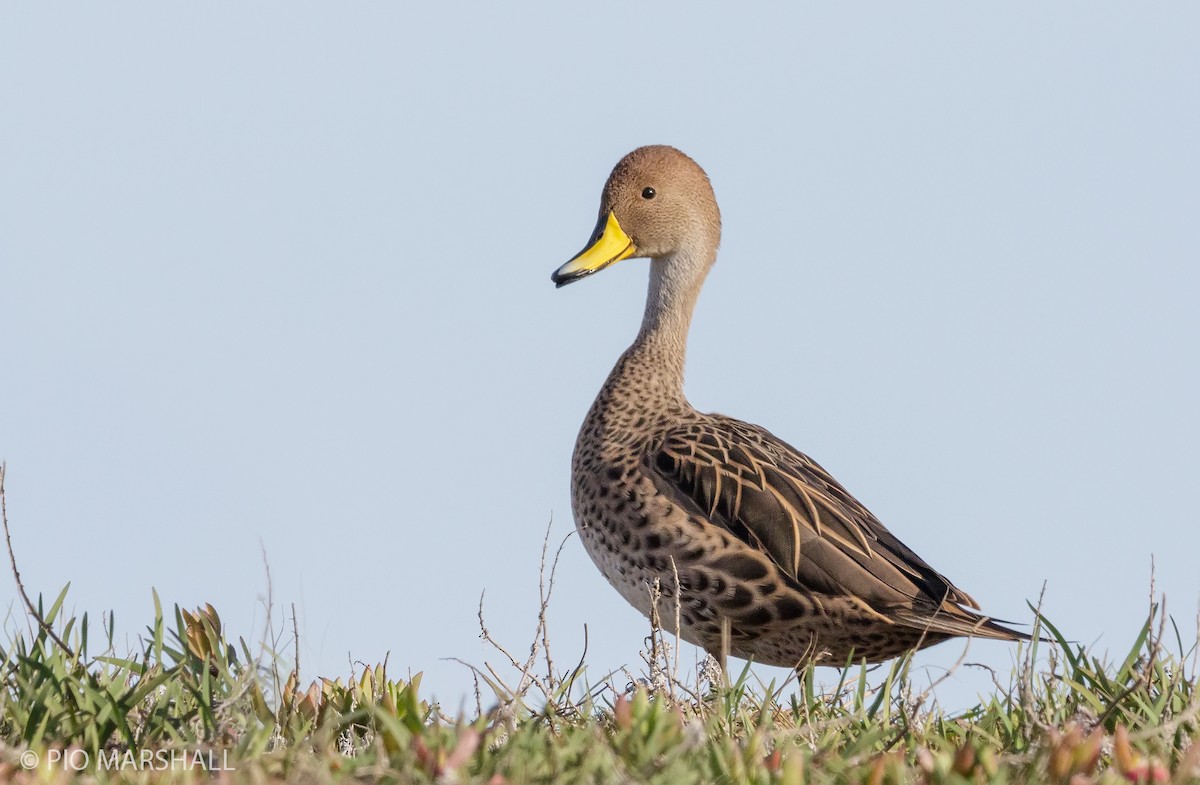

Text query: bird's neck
(614, 247), (713, 403)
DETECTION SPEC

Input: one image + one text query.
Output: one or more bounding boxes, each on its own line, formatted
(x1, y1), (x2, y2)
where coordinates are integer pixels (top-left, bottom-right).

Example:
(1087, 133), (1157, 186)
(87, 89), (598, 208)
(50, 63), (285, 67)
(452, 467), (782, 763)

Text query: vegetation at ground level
(0, 473), (1197, 783)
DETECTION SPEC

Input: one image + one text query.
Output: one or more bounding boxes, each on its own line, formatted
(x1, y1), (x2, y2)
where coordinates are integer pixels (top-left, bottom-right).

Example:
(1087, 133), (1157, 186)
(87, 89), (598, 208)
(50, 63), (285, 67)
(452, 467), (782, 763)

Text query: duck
(551, 145), (1026, 666)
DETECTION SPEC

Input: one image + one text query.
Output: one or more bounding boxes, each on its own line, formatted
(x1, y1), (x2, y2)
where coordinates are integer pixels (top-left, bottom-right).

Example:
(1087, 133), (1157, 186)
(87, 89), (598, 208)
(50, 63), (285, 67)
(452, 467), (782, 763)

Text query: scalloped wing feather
(647, 416), (985, 615)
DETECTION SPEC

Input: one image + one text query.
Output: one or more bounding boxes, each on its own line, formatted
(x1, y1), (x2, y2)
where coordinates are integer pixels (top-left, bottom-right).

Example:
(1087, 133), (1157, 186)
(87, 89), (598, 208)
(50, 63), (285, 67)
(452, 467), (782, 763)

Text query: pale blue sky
(2, 4), (1197, 709)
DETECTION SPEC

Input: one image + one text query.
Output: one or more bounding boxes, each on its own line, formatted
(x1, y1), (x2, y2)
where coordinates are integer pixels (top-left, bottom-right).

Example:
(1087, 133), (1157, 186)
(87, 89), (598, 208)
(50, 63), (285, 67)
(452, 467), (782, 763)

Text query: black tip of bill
(551, 267), (597, 288)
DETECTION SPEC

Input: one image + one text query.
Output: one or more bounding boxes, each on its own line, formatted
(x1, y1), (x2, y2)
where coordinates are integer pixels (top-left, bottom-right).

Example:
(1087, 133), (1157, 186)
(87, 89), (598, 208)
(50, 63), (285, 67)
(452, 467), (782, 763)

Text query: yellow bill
(552, 211), (639, 287)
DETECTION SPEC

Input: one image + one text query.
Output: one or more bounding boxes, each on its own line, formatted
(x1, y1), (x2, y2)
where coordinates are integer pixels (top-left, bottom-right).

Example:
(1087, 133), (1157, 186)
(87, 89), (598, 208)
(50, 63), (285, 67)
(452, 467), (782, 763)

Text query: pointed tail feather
(893, 604), (1040, 643)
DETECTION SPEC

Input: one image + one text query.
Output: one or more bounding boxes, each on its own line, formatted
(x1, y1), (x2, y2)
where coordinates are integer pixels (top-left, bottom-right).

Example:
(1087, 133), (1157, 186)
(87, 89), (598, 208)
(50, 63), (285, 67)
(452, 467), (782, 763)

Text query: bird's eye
(642, 187), (656, 200)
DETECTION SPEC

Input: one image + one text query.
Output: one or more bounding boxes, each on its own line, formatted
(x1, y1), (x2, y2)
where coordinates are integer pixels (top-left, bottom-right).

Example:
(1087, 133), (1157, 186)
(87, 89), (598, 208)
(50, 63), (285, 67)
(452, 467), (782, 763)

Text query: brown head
(552, 146), (722, 287)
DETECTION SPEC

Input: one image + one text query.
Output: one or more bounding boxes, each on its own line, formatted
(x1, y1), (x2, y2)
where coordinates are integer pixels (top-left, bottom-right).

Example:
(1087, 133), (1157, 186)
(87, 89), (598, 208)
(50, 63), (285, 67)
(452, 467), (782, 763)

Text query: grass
(0, 472), (1198, 783)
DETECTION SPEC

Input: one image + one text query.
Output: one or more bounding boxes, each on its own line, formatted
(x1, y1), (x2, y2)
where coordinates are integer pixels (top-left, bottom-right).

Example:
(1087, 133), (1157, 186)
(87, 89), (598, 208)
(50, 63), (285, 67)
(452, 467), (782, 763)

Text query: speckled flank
(559, 146), (1026, 667)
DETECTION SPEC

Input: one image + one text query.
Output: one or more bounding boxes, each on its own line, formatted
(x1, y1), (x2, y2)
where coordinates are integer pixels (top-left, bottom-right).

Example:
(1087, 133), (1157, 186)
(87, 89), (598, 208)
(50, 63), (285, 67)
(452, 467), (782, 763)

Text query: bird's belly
(569, 468), (683, 619)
